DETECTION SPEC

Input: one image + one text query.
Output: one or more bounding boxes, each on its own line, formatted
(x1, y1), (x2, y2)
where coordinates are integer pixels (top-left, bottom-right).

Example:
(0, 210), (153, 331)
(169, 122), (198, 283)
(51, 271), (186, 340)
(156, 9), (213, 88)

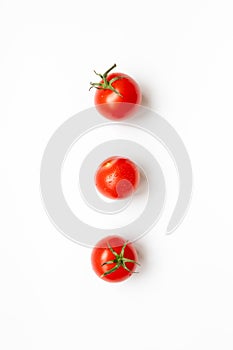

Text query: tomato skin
(95, 156), (140, 200)
(91, 236), (138, 283)
(94, 72), (141, 120)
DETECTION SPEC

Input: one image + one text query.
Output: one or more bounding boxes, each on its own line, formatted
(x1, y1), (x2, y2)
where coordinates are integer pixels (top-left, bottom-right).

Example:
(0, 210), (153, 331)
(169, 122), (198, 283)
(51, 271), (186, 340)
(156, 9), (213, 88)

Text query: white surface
(1, 0), (233, 349)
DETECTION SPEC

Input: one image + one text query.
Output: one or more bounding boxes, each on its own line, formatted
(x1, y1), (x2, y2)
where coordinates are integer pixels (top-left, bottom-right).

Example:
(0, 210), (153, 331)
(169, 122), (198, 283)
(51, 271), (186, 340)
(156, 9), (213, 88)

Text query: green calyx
(89, 63), (123, 97)
(101, 241), (140, 278)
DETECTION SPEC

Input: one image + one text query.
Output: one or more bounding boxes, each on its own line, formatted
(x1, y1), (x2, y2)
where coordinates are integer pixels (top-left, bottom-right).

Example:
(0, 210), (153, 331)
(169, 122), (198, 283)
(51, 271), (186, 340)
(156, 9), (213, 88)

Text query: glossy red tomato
(90, 64), (142, 120)
(91, 235), (139, 282)
(95, 156), (140, 200)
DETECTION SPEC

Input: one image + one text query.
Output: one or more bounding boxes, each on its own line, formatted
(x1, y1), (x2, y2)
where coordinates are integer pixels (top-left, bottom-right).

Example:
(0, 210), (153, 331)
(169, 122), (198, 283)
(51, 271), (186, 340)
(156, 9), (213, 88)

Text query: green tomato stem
(100, 240), (140, 278)
(89, 63), (123, 97)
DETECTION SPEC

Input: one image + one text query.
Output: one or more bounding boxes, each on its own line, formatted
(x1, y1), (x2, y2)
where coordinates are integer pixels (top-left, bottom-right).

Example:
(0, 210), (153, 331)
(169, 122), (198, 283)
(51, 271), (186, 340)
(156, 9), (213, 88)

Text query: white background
(1, 0), (233, 349)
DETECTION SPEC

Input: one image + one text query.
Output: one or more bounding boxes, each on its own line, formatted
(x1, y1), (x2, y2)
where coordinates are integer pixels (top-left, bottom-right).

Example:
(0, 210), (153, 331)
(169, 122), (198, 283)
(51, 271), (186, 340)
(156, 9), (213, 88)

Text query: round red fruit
(91, 235), (139, 283)
(90, 64), (141, 120)
(95, 156), (140, 200)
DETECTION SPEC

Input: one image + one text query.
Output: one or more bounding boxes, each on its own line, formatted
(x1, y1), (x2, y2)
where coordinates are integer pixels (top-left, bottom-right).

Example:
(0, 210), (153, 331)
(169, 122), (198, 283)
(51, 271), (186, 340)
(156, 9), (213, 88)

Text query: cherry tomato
(90, 64), (142, 120)
(91, 235), (139, 283)
(95, 156), (140, 200)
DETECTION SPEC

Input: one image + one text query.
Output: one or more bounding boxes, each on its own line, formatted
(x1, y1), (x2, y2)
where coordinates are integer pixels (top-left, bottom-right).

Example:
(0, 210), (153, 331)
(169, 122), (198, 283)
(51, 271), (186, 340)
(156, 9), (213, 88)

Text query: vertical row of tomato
(89, 64), (142, 283)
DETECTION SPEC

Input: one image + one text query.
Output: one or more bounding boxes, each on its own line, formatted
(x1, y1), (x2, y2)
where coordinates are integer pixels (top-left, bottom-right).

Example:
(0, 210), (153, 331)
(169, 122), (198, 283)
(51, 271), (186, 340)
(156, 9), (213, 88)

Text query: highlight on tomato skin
(95, 156), (140, 200)
(91, 235), (140, 283)
(90, 64), (142, 120)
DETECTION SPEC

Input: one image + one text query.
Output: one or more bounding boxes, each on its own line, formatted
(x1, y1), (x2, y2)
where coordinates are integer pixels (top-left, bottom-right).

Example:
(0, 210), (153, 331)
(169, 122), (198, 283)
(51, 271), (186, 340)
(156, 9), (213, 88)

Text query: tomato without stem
(91, 236), (140, 283)
(90, 64), (142, 120)
(95, 156), (140, 200)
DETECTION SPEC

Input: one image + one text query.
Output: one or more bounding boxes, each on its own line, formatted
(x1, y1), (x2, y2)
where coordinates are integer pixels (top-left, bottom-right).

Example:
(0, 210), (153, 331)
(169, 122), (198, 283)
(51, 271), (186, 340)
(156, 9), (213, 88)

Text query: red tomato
(95, 156), (140, 200)
(90, 64), (142, 120)
(91, 235), (139, 282)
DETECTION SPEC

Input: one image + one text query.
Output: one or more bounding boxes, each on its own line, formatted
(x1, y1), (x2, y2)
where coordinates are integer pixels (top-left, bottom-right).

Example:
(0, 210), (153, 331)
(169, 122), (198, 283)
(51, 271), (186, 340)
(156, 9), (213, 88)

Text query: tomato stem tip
(100, 241), (140, 278)
(89, 63), (123, 97)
